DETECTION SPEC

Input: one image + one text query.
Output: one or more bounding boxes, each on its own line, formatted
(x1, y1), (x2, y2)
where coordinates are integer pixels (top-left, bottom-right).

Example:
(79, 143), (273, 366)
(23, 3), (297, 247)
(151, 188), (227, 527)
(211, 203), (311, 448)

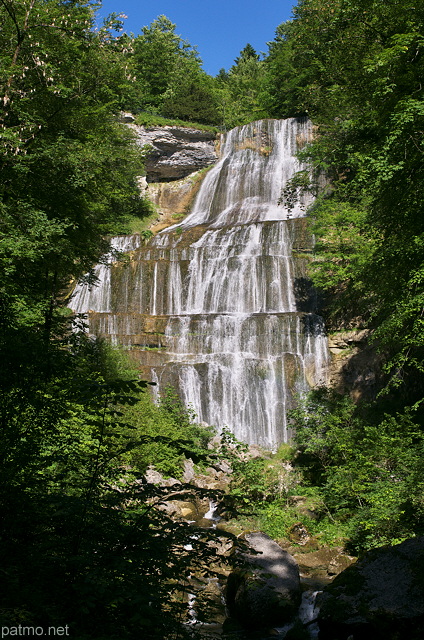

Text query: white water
(71, 235), (142, 315)
(175, 118), (312, 229)
(274, 590), (320, 639)
(70, 118), (328, 448)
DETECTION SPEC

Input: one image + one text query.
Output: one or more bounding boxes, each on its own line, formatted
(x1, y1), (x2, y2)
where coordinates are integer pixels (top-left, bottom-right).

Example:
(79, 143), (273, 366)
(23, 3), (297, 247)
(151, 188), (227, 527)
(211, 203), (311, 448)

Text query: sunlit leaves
(291, 389), (424, 551)
(264, 0), (424, 396)
(0, 1), (147, 342)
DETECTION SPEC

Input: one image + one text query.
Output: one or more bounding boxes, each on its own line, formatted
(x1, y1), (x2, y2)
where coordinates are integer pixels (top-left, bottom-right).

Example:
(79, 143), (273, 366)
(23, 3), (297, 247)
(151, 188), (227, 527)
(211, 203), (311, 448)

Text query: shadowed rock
(226, 532), (301, 629)
(317, 536), (424, 640)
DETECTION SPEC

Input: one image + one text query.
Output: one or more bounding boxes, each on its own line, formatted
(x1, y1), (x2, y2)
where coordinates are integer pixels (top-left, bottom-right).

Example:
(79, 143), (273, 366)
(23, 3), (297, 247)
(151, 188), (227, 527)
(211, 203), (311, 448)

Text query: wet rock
(288, 522), (311, 545)
(146, 171), (207, 233)
(317, 536), (424, 639)
(295, 547), (355, 572)
(294, 547), (356, 589)
(193, 578), (226, 625)
(327, 551), (356, 576)
(226, 532), (301, 629)
(176, 501), (198, 520)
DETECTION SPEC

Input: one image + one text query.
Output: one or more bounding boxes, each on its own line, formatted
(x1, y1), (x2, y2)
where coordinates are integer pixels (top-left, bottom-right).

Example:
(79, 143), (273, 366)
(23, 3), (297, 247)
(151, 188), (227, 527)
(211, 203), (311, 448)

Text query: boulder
(119, 111), (135, 123)
(130, 124), (218, 182)
(317, 536), (424, 640)
(226, 532), (301, 629)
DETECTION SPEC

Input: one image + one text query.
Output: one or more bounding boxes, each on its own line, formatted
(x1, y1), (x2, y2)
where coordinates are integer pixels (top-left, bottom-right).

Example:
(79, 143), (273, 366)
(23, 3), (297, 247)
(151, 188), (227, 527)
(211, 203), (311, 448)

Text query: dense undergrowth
(0, 333), (237, 639)
(222, 387), (424, 555)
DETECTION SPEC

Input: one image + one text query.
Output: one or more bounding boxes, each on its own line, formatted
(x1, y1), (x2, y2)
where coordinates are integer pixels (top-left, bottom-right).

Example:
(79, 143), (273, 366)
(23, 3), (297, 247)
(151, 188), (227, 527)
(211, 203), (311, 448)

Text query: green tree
(261, 21), (310, 117)
(161, 64), (220, 125)
(0, 336), (232, 637)
(217, 44), (267, 128)
(291, 389), (424, 551)
(234, 42), (260, 65)
(265, 0), (424, 402)
(0, 0), (147, 352)
(306, 199), (377, 325)
(127, 15), (203, 114)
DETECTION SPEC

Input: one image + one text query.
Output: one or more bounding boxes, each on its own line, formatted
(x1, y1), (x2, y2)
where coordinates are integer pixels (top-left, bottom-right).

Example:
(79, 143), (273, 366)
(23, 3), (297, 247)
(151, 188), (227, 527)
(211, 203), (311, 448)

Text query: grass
(223, 498), (349, 549)
(134, 112), (219, 134)
(126, 207), (158, 235)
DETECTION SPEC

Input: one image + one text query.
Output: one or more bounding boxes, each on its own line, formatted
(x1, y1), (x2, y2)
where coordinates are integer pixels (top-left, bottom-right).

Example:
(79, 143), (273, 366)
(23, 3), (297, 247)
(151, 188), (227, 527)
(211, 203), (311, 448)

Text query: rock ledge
(131, 124), (218, 182)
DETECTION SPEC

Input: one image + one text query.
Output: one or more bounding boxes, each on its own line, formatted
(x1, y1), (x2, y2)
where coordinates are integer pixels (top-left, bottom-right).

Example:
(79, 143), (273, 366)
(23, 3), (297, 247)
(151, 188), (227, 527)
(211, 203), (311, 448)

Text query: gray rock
(317, 536), (424, 639)
(130, 124), (218, 182)
(119, 111), (135, 123)
(226, 532), (301, 629)
(182, 458), (196, 483)
(144, 466), (179, 487)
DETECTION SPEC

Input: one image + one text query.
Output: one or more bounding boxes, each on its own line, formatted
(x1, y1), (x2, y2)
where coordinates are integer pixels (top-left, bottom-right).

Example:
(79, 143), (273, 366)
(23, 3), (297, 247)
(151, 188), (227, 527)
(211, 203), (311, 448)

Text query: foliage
(205, 0), (424, 553)
(111, 196), (158, 236)
(161, 69), (221, 125)
(291, 388), (424, 552)
(0, 0), (150, 346)
(261, 21), (310, 118)
(256, 499), (348, 547)
(0, 331), (235, 638)
(219, 431), (347, 546)
(307, 198), (376, 325)
(214, 44), (268, 129)
(249, 0), (424, 554)
(263, 0), (424, 403)
(234, 43), (260, 65)
(0, 4), (239, 636)
(119, 15), (223, 125)
(2, 2), (424, 627)
(123, 385), (215, 478)
(227, 454), (300, 506)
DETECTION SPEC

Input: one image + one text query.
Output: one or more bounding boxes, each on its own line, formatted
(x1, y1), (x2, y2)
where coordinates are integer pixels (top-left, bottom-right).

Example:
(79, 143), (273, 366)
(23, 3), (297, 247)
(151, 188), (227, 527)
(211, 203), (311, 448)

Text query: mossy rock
(318, 536), (424, 640)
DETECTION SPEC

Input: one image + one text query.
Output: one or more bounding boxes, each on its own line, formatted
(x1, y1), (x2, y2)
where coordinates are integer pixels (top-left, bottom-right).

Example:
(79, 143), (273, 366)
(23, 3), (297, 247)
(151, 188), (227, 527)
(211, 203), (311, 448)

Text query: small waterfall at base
(70, 118), (329, 449)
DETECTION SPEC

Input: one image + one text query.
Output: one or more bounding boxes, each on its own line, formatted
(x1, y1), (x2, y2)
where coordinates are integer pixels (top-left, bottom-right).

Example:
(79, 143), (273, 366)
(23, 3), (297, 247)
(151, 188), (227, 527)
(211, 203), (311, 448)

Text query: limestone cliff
(144, 171), (212, 233)
(130, 122), (218, 182)
(326, 329), (384, 402)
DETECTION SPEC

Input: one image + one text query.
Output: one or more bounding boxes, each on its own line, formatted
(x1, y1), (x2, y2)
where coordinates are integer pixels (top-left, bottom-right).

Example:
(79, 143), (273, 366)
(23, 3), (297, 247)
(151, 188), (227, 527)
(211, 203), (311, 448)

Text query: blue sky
(96, 1), (297, 76)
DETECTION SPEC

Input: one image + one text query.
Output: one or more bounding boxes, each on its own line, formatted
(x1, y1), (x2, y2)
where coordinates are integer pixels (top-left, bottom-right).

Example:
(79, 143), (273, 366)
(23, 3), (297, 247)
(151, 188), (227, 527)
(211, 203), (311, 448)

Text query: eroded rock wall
(130, 123), (218, 182)
(327, 329), (384, 401)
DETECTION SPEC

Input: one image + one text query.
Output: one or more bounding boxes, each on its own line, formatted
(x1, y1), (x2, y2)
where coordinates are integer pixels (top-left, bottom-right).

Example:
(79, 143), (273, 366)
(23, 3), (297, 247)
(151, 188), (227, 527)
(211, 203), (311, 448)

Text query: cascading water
(70, 118), (328, 448)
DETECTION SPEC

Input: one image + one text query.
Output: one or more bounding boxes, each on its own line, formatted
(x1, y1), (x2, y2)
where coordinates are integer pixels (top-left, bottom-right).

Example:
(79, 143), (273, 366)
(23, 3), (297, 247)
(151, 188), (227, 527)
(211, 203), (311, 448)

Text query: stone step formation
(70, 118), (329, 449)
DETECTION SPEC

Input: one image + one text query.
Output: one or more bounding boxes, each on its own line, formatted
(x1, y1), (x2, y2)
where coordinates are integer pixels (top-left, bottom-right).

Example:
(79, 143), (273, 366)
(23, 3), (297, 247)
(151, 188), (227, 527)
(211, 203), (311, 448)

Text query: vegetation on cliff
(265, 0), (424, 407)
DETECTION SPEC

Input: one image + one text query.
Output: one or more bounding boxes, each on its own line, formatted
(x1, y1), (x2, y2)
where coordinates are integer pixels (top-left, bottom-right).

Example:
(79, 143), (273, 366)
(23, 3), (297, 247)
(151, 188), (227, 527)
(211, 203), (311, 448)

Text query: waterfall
(70, 118), (328, 449)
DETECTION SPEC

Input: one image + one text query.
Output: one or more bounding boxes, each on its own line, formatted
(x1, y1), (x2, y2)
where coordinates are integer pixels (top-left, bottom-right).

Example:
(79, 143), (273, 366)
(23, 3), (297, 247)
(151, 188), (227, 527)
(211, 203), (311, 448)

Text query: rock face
(327, 329), (384, 401)
(226, 532), (301, 629)
(317, 536), (424, 640)
(130, 124), (218, 182)
(293, 547), (356, 587)
(146, 171), (209, 233)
